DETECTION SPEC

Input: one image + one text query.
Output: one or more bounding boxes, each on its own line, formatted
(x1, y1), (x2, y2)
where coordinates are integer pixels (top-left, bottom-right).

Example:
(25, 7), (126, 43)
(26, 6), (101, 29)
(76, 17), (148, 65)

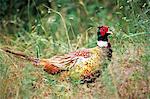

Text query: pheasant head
(97, 26), (112, 48)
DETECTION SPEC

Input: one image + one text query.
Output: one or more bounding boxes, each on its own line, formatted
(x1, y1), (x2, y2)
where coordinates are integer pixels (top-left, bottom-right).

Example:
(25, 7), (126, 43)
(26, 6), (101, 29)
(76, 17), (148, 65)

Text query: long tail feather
(1, 48), (62, 74)
(2, 48), (36, 62)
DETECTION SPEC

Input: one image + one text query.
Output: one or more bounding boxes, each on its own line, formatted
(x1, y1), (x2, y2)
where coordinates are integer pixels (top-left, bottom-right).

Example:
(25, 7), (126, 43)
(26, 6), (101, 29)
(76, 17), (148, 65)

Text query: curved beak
(107, 30), (113, 34)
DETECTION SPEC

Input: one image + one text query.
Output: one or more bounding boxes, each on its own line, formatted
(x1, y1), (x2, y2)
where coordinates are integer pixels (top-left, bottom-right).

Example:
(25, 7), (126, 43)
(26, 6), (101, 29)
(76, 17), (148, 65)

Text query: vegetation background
(0, 0), (150, 98)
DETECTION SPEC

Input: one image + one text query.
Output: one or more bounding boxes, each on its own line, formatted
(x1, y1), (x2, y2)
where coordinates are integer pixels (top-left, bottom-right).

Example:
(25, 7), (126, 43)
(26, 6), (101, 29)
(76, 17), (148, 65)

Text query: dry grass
(0, 0), (150, 98)
(0, 38), (149, 99)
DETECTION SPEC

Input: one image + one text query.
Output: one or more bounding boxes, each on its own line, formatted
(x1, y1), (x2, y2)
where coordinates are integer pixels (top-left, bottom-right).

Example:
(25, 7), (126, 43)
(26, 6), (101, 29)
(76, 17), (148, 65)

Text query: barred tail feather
(2, 48), (60, 74)
(2, 48), (38, 64)
(2, 48), (46, 66)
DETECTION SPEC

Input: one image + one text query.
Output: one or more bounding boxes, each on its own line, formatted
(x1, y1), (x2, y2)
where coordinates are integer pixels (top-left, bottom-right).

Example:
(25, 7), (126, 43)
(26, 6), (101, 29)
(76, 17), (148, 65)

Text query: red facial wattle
(99, 26), (108, 36)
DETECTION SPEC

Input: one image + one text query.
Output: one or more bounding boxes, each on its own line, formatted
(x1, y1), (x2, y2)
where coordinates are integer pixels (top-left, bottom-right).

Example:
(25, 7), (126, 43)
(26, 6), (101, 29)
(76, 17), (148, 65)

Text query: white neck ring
(97, 40), (108, 47)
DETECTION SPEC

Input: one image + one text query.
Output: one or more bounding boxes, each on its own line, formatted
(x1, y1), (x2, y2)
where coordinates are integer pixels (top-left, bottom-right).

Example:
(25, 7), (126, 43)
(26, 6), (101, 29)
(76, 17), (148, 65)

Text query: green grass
(0, 0), (150, 98)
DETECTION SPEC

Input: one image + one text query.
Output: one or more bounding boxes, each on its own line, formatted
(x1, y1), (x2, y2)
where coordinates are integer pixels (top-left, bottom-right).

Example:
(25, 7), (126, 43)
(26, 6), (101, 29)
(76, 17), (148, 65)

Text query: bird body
(41, 46), (107, 76)
(2, 25), (113, 83)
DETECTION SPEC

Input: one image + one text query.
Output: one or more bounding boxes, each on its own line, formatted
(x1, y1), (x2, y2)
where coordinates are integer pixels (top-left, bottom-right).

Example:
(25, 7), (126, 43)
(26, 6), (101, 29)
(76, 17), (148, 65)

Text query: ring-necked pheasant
(2, 25), (113, 83)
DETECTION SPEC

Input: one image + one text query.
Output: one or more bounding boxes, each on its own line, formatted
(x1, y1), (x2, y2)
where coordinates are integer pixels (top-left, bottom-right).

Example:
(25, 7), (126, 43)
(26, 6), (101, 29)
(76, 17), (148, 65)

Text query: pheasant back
(38, 46), (109, 81)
